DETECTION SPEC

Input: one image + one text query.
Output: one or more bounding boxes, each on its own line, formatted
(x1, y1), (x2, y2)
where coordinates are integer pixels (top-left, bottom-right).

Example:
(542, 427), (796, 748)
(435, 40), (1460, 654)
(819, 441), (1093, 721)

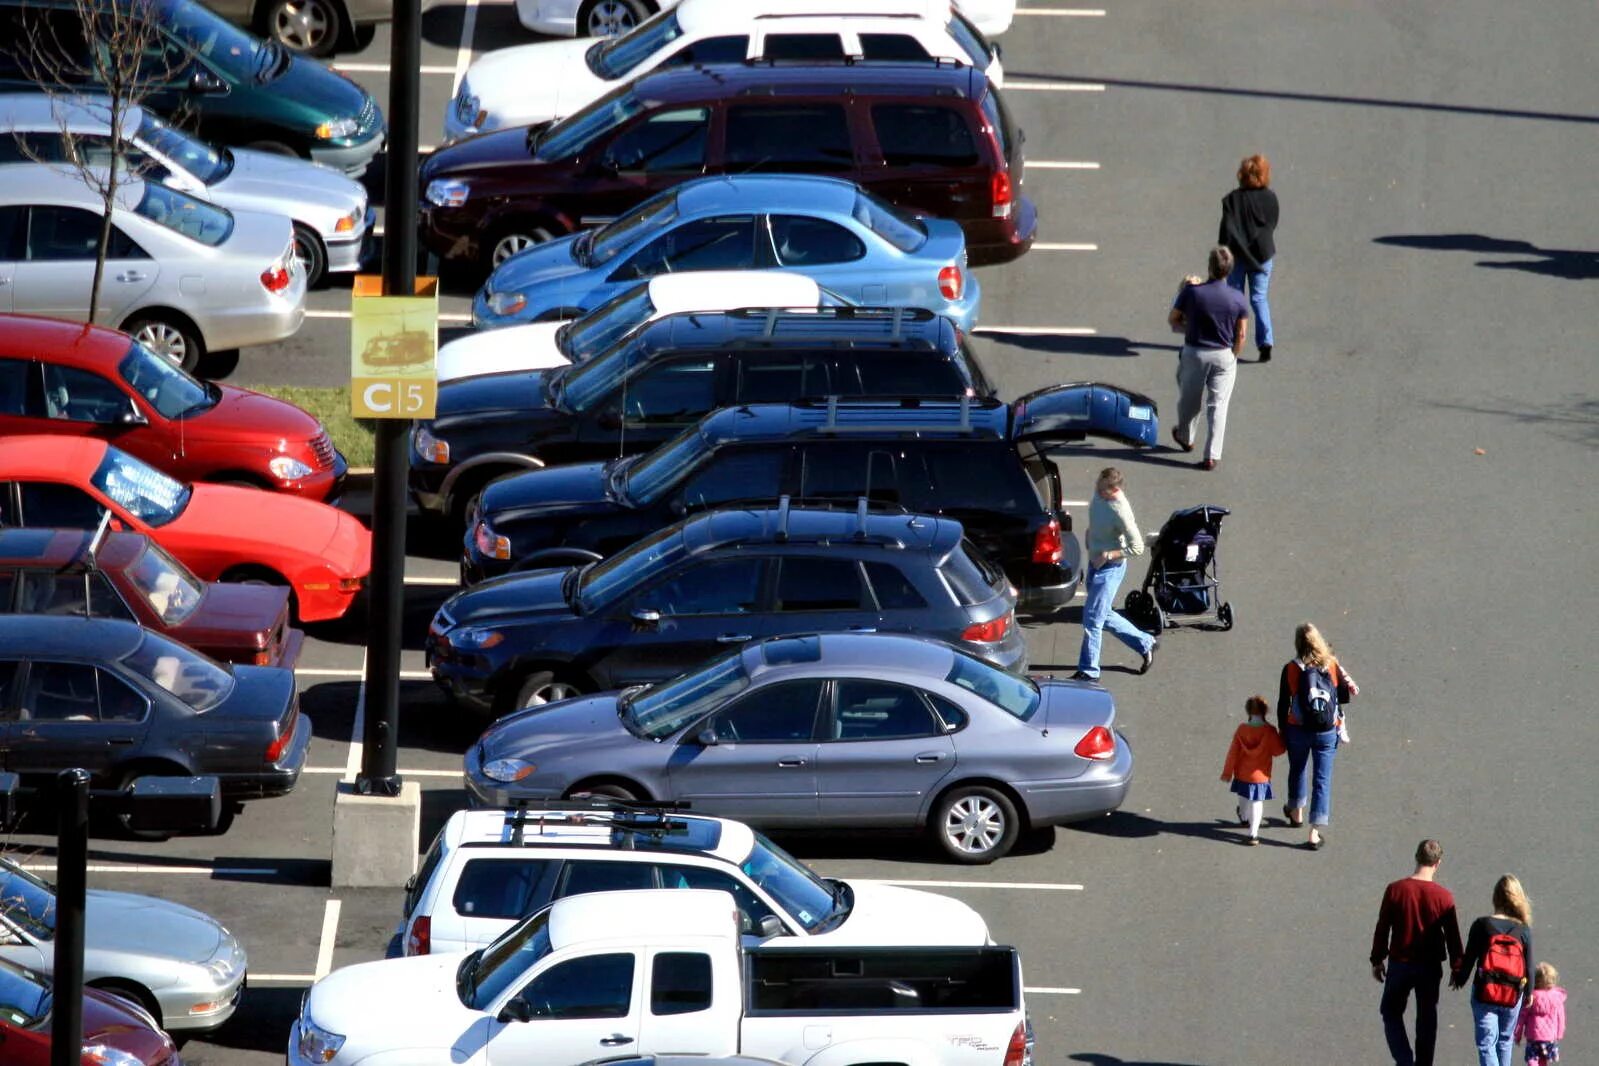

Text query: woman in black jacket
(1219, 153), (1279, 361)
(1452, 873), (1534, 1066)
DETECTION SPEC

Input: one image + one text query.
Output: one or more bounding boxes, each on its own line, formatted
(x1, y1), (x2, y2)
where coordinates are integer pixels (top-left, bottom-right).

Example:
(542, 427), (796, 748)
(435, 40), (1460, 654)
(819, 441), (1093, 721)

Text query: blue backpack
(1296, 663), (1339, 731)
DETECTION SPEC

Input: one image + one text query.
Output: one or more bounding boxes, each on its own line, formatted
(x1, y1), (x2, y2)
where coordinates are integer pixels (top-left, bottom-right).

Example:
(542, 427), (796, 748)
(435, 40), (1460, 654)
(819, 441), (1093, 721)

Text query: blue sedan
(473, 174), (982, 331)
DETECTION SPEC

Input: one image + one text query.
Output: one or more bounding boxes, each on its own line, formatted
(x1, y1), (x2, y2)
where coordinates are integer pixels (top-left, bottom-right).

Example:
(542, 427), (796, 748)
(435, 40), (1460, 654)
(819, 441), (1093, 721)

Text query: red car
(0, 437), (370, 622)
(0, 315), (345, 501)
(0, 956), (177, 1066)
(0, 527), (304, 666)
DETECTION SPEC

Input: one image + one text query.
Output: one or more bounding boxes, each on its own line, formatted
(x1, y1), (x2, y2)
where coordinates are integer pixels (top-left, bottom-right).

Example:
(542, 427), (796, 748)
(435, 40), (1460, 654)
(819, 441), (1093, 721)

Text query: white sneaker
(1338, 724), (1351, 745)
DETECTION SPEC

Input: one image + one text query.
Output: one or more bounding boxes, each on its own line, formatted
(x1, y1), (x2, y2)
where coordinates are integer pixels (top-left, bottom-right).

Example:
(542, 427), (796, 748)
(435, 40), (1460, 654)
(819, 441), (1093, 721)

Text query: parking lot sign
(350, 274), (439, 418)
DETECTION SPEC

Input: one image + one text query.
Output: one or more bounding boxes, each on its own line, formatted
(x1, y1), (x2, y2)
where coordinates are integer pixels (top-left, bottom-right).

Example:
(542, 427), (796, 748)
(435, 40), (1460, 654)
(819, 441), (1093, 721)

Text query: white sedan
(519, 0), (1012, 40)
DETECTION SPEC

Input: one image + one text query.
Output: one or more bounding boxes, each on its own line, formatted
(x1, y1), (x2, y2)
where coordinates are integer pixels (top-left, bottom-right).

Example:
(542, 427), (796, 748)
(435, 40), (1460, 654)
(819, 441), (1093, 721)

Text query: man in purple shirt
(1168, 246), (1249, 470)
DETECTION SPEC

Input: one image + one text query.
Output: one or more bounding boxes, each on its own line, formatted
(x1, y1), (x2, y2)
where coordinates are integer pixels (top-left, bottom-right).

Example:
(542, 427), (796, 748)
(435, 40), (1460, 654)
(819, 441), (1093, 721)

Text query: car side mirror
(497, 998), (534, 1024)
(631, 607), (661, 628)
(695, 727), (718, 747)
(120, 402), (148, 426)
(755, 914), (785, 939)
(188, 67), (225, 94)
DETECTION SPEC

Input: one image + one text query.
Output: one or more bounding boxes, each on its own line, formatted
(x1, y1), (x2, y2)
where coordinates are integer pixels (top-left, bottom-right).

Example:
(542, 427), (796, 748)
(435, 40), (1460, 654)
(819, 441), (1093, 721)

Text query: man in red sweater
(1371, 839), (1464, 1066)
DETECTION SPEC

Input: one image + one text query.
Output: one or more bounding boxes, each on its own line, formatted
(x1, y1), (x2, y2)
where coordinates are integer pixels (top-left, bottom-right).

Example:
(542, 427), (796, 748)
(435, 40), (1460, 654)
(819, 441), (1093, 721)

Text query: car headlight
(297, 1015), (346, 1065)
(82, 1047), (145, 1066)
(334, 205), (363, 234)
(455, 90), (483, 129)
(487, 290), (527, 316)
(448, 626), (504, 650)
(482, 757), (536, 782)
(315, 117), (360, 141)
(413, 424), (449, 464)
(425, 178), (471, 207)
(269, 456), (315, 481)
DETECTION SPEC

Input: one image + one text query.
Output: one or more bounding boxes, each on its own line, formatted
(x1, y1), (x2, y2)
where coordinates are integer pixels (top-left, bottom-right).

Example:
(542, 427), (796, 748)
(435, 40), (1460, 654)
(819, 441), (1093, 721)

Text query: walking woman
(1275, 622), (1358, 849)
(1219, 153), (1279, 361)
(1452, 874), (1535, 1066)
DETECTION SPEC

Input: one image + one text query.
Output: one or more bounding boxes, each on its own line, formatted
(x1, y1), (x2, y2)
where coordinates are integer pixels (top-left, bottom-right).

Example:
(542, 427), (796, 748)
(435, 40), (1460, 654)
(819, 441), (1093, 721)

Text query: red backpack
(1477, 931), (1528, 1007)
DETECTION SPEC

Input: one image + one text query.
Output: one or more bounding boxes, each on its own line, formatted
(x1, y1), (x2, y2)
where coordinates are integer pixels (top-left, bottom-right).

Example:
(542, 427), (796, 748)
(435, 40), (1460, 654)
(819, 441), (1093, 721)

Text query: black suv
(430, 498), (1024, 714)
(462, 387), (1160, 617)
(411, 306), (993, 525)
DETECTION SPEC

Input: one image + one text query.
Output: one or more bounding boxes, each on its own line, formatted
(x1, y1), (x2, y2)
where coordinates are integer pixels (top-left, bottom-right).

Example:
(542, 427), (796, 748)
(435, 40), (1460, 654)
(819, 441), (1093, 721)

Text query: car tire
(292, 223), (328, 289)
(114, 768), (180, 842)
(261, 0), (341, 56)
(578, 0), (651, 37)
(124, 313), (205, 374)
(512, 670), (585, 710)
(932, 785), (1020, 864)
(565, 781), (641, 802)
(485, 224), (556, 272)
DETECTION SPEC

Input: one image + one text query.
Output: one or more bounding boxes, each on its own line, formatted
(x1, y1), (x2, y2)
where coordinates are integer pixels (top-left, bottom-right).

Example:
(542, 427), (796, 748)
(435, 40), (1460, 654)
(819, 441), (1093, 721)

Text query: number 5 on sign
(350, 274), (439, 420)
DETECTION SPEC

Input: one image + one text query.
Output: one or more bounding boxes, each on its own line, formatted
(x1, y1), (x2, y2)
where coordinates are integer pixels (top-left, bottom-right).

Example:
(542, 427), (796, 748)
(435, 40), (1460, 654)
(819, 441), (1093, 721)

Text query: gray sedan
(466, 632), (1133, 864)
(0, 856), (247, 1032)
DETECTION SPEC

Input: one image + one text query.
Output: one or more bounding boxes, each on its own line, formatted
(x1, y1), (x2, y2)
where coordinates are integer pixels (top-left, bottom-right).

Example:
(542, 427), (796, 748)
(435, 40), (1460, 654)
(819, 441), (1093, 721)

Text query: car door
(813, 678), (956, 825)
(768, 557), (882, 637)
(865, 101), (989, 228)
(720, 101), (856, 178)
(10, 206), (158, 326)
(608, 215), (759, 285)
(14, 482), (111, 530)
(0, 206), (22, 311)
(486, 952), (641, 1066)
(665, 678), (823, 824)
(35, 362), (152, 452)
(14, 569), (136, 624)
(578, 355), (722, 454)
(448, 858), (560, 950)
(669, 445), (792, 516)
(8, 659), (154, 781)
(578, 107), (711, 229)
(594, 555), (767, 685)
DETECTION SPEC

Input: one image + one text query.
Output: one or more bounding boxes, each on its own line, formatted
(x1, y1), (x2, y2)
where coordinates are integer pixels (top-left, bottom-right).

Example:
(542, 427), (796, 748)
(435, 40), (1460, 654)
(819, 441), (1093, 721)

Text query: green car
(0, 0), (385, 175)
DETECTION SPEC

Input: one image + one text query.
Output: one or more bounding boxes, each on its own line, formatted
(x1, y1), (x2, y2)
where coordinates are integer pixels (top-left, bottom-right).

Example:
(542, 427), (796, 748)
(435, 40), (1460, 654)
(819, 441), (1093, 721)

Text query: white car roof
(0, 93), (142, 138)
(0, 162), (149, 211)
(548, 888), (740, 949)
(677, 0), (952, 36)
(646, 271), (821, 315)
(441, 806), (757, 864)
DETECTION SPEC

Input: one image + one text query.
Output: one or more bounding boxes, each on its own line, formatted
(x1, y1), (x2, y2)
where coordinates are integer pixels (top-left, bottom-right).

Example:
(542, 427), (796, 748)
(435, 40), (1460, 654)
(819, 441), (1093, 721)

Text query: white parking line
(1024, 986), (1082, 994)
(405, 576), (460, 586)
(852, 879), (1084, 891)
(1015, 7), (1106, 15)
(250, 973), (316, 986)
(451, 0), (485, 95)
(334, 63), (455, 74)
(305, 309), (472, 324)
(343, 649), (367, 783)
(314, 899), (342, 979)
(297, 666), (433, 681)
(1008, 81), (1106, 92)
(303, 766), (460, 778)
(19, 864), (281, 875)
(1028, 160), (1100, 170)
(1033, 242), (1099, 251)
(973, 326), (1097, 336)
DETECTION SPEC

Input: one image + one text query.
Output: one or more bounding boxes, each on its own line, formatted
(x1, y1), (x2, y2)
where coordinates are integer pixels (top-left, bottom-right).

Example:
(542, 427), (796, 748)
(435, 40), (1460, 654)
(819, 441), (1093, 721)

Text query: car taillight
(253, 650), (273, 666)
(474, 521), (511, 560)
(961, 610), (1012, 643)
(938, 265), (963, 300)
(991, 170), (1013, 219)
(260, 264), (291, 293)
(265, 704), (298, 763)
(1032, 519), (1062, 564)
(1074, 725), (1116, 761)
(406, 915), (431, 956)
(1003, 1019), (1034, 1066)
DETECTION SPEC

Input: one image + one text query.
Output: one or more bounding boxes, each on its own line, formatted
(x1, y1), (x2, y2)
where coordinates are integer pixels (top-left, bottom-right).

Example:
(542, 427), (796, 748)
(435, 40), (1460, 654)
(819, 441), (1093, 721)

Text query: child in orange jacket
(1221, 695), (1287, 844)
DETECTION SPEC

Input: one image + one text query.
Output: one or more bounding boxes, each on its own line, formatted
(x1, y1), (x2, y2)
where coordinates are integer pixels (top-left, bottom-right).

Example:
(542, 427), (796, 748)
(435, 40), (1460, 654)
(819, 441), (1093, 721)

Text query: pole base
(353, 774), (404, 798)
(331, 780), (421, 888)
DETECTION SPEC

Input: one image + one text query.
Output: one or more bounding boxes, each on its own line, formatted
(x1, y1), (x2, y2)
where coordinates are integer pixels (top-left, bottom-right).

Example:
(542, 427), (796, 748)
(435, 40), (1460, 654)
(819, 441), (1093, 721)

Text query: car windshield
(624, 652), (750, 740)
(558, 283), (656, 362)
(159, 0), (273, 81)
(133, 181), (234, 246)
(122, 629), (234, 711)
(137, 112), (231, 185)
(620, 425), (706, 504)
(464, 906), (552, 1010)
(945, 651), (1039, 720)
(536, 86), (643, 161)
(91, 447), (191, 528)
(852, 190), (926, 253)
(741, 833), (841, 933)
(118, 341), (216, 419)
(0, 960), (50, 1029)
(558, 331), (654, 412)
(126, 540), (205, 625)
(587, 191), (679, 266)
(577, 524), (686, 613)
(586, 9), (684, 80)
(0, 862), (55, 940)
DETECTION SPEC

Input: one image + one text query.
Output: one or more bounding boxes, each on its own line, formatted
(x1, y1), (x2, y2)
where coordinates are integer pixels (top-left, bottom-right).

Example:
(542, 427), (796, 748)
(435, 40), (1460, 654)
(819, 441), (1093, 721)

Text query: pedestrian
(1218, 695), (1284, 845)
(1371, 839), (1464, 1066)
(1071, 467), (1157, 682)
(1167, 246), (1249, 470)
(1514, 962), (1565, 1066)
(1453, 874), (1535, 1066)
(1275, 622), (1358, 849)
(1219, 153), (1279, 362)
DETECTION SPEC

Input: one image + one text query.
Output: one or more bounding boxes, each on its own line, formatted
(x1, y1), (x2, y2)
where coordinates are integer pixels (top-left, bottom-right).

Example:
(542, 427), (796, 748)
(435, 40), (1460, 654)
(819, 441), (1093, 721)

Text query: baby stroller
(1122, 504), (1233, 634)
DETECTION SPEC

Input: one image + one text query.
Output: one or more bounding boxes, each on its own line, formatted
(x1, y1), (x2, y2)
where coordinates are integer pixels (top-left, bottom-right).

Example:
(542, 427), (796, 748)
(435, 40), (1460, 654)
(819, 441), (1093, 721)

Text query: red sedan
(0, 436), (370, 622)
(0, 315), (345, 501)
(0, 956), (177, 1066)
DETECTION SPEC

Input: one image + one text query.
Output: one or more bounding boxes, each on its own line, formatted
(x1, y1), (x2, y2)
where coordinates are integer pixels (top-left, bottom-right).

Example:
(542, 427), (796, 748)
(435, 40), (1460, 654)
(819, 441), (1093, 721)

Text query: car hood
(167, 581), (292, 652)
(180, 384), (323, 443)
(425, 124), (543, 180)
(480, 692), (628, 761)
(470, 38), (600, 129)
(84, 986), (176, 1061)
(436, 323), (569, 383)
(168, 484), (371, 575)
(481, 459), (619, 519)
(212, 147), (365, 214)
(486, 232), (586, 291)
(305, 952), (478, 1046)
(443, 567), (575, 626)
(433, 367), (558, 426)
(270, 55), (377, 135)
(818, 881), (991, 946)
(86, 889), (222, 961)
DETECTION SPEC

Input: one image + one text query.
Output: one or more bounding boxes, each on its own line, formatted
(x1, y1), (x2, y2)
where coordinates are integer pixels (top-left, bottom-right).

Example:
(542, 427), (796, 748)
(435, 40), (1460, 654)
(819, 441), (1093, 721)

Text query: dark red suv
(420, 61), (1034, 271)
(0, 315), (345, 500)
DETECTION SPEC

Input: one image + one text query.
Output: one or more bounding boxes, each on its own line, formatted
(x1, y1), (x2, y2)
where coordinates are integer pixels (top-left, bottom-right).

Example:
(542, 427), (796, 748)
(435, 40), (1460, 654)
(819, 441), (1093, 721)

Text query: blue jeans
(1076, 561), (1152, 677)
(1380, 960), (1442, 1065)
(1227, 257), (1274, 348)
(1285, 724), (1338, 825)
(1471, 996), (1520, 1066)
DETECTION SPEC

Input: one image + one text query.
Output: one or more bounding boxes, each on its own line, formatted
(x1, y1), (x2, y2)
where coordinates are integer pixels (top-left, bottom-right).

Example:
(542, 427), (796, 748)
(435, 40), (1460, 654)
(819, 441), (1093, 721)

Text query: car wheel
(292, 223), (328, 289)
(263, 0), (340, 56)
(115, 769), (178, 842)
(487, 225), (554, 271)
(125, 314), (205, 373)
(933, 785), (1020, 864)
(578, 0), (650, 37)
(513, 671), (583, 710)
(566, 781), (640, 802)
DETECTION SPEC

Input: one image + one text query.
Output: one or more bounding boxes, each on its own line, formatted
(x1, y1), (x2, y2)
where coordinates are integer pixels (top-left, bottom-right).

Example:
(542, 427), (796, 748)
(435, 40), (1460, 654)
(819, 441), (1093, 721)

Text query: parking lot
(5, 0), (1596, 1062)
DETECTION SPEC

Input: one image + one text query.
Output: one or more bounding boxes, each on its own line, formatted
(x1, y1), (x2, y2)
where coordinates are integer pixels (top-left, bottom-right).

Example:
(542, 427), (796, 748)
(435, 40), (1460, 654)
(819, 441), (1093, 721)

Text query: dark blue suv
(430, 498), (1025, 714)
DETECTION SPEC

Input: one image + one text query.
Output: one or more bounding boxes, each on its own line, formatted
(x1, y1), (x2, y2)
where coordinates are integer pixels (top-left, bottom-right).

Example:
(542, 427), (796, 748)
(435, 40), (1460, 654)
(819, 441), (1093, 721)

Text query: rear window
(724, 104), (853, 173)
(133, 182), (233, 247)
(947, 13), (994, 69)
(853, 352), (966, 397)
(406, 832), (445, 916)
(924, 447), (1033, 512)
(864, 561), (927, 609)
(851, 191), (926, 253)
(980, 85), (1017, 163)
(939, 540), (1004, 606)
(859, 33), (931, 61)
(872, 104), (981, 168)
(762, 33), (845, 60)
(453, 858), (558, 919)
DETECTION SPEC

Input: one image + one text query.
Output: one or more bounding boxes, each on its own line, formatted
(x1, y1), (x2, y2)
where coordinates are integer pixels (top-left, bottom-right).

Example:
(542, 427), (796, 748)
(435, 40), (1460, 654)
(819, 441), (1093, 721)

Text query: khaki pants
(1174, 345), (1238, 462)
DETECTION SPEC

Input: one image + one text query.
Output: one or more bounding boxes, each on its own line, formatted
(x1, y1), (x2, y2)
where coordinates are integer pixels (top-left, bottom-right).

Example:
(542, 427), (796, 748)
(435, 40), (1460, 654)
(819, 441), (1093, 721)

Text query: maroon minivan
(420, 61), (1034, 271)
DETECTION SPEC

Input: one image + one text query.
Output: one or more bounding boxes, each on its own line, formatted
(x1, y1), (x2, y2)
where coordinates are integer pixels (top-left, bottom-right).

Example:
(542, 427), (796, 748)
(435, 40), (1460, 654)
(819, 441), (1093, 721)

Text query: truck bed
(746, 945), (1021, 1015)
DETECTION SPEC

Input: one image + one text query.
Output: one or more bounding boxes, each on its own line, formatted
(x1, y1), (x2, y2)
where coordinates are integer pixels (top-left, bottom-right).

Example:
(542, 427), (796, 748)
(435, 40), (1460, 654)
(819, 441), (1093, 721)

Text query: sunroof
(0, 529), (65, 560)
(762, 635), (822, 666)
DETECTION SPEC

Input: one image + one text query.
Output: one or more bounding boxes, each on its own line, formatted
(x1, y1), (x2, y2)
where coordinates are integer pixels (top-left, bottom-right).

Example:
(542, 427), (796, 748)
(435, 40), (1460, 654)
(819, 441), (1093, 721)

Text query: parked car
(0, 316), (346, 498)
(414, 306), (993, 525)
(0, 956), (181, 1066)
(424, 62), (1030, 273)
(291, 888), (1030, 1066)
(400, 804), (989, 956)
(432, 499), (1022, 711)
(520, 0), (1013, 39)
(437, 270), (833, 382)
(0, 526), (303, 666)
(209, 0), (426, 57)
(447, 0), (1003, 142)
(0, 437), (370, 622)
(0, 854), (248, 1032)
(0, 96), (372, 287)
(461, 388), (1158, 616)
(0, 0), (385, 174)
(0, 167), (306, 371)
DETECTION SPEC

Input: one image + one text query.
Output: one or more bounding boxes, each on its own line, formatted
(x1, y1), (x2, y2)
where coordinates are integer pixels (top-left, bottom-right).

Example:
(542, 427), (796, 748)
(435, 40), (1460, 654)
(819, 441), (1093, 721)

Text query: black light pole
(50, 769), (90, 1066)
(358, 0), (423, 796)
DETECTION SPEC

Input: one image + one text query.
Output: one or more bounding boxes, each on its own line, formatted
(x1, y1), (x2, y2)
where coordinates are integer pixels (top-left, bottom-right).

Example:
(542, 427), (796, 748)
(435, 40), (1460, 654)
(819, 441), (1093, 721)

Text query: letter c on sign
(363, 382), (392, 412)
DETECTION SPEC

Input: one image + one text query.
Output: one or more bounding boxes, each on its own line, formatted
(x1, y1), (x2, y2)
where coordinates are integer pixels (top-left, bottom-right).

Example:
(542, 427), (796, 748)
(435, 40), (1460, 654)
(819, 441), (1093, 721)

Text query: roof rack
(740, 55), (965, 70)
(712, 496), (912, 516)
(500, 799), (691, 846)
(805, 393), (1000, 434)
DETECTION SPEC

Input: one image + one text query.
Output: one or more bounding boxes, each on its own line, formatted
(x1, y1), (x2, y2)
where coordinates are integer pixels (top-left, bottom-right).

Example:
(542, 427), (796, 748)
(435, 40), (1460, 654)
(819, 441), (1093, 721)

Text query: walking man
(1072, 467), (1156, 681)
(1168, 246), (1249, 470)
(1371, 839), (1464, 1066)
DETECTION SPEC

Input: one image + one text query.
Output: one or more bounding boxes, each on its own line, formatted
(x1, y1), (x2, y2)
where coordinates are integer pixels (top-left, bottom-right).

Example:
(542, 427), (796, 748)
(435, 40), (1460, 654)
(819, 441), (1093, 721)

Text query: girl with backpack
(1515, 962), (1565, 1066)
(1453, 874), (1535, 1066)
(1220, 695), (1285, 845)
(1275, 622), (1358, 849)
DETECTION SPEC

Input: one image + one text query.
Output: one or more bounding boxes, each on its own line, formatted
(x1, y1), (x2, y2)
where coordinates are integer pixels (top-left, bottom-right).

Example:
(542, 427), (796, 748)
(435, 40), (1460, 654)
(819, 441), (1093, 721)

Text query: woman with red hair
(1219, 153), (1279, 361)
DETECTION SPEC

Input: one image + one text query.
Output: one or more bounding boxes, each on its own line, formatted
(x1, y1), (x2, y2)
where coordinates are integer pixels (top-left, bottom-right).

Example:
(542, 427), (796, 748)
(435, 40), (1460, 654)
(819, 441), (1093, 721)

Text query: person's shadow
(1373, 233), (1599, 279)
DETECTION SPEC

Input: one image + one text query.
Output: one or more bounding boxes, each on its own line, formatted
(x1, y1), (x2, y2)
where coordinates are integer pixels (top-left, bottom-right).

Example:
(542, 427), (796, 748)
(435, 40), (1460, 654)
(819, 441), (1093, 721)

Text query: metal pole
(50, 769), (89, 1066)
(357, 0), (422, 797)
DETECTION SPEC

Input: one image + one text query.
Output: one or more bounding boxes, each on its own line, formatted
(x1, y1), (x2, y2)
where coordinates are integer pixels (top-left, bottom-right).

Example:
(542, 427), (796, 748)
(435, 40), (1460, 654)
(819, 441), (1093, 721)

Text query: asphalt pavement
(5, 2), (1595, 1063)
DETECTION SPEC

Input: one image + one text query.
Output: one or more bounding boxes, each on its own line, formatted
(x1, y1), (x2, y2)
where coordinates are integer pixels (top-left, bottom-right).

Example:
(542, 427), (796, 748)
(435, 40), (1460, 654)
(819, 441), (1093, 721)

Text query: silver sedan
(0, 164), (306, 371)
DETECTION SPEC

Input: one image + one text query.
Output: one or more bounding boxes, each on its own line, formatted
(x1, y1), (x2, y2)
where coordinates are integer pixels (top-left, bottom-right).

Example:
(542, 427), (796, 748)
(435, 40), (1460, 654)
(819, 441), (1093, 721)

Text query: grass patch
(248, 385), (376, 467)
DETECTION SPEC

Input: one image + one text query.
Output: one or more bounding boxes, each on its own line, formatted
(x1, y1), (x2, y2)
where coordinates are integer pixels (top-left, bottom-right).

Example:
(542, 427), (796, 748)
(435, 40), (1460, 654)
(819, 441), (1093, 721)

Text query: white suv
(517, 0), (1013, 40)
(450, 0), (1004, 142)
(398, 805), (990, 956)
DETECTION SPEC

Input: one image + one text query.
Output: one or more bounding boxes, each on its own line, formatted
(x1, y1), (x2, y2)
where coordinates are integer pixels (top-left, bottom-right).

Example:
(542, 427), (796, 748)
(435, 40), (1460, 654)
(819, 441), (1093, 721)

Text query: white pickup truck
(291, 888), (1032, 1066)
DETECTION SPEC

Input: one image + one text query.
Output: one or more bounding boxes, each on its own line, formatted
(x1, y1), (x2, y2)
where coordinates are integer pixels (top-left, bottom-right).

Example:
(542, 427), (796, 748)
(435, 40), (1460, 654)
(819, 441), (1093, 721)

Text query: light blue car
(472, 174), (982, 331)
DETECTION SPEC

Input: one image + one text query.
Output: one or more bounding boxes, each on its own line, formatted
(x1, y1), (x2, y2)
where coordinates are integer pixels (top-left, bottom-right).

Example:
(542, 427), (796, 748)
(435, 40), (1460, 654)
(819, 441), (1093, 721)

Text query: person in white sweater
(1073, 467), (1157, 681)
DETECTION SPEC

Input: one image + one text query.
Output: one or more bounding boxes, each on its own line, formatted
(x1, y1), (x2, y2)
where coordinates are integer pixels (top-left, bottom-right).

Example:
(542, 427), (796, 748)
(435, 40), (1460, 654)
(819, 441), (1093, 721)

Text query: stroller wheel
(1151, 609), (1165, 636)
(1218, 602), (1234, 630)
(1123, 590), (1156, 634)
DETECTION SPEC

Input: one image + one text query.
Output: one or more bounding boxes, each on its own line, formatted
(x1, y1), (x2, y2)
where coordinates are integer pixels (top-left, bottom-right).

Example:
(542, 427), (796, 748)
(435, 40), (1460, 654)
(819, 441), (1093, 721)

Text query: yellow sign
(350, 274), (439, 419)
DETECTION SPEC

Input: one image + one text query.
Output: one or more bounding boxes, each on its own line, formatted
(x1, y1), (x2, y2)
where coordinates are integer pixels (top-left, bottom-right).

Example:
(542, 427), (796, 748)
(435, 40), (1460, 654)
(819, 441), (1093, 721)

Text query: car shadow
(978, 332), (1181, 358)
(767, 823), (1059, 865)
(197, 985), (305, 1056)
(1072, 811), (1305, 849)
(303, 583), (455, 650)
(1070, 1054), (1212, 1066)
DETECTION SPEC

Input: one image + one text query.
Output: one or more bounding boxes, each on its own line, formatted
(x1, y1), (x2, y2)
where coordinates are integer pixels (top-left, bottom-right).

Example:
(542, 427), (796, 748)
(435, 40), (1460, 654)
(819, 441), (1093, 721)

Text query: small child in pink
(1515, 962), (1566, 1065)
